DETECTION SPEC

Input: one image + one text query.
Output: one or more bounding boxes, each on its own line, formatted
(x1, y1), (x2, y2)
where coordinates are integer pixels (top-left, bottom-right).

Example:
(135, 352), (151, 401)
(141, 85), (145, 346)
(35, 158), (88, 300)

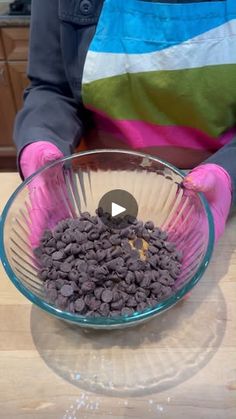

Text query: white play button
(112, 202), (126, 217)
(98, 189), (138, 229)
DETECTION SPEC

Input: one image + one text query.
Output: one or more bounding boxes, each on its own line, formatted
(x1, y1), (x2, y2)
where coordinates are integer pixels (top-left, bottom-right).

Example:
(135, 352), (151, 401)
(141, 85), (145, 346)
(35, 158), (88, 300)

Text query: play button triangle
(111, 202), (126, 217)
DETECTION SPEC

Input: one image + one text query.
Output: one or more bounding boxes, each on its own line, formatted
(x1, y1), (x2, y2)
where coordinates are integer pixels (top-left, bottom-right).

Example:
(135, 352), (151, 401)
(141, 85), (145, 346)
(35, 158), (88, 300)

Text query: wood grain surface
(0, 173), (235, 419)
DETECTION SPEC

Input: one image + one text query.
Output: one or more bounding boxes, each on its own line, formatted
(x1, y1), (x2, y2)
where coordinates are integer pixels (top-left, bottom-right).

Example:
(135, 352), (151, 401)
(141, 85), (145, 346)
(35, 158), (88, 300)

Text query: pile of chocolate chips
(34, 211), (183, 318)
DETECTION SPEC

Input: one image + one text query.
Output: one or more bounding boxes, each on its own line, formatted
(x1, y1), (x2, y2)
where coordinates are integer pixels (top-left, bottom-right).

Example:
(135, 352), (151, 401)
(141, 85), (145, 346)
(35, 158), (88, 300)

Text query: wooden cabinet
(0, 27), (29, 171)
(0, 35), (4, 60)
(1, 27), (29, 61)
(8, 61), (28, 110)
(0, 62), (16, 153)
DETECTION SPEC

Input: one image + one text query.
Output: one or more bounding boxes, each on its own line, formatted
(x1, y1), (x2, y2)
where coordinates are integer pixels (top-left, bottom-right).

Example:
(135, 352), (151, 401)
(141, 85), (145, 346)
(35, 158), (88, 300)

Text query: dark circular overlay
(98, 189), (138, 229)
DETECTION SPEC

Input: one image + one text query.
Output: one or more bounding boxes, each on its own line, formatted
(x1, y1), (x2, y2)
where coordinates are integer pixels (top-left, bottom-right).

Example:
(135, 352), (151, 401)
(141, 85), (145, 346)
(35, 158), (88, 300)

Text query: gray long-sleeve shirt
(14, 0), (236, 204)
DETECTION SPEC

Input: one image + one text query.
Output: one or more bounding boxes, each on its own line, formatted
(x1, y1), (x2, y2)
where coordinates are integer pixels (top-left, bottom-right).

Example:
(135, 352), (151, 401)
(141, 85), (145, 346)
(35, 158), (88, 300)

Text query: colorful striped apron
(81, 0), (236, 168)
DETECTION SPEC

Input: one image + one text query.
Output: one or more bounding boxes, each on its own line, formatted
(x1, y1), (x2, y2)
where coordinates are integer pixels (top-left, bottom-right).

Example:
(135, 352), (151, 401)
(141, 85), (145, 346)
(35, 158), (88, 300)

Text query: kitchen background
(0, 0), (31, 170)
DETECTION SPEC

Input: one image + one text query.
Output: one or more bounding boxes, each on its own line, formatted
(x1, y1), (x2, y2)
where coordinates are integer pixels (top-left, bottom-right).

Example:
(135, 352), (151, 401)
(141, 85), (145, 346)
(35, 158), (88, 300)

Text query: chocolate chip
(48, 269), (58, 280)
(61, 284), (74, 297)
(104, 280), (113, 288)
(44, 247), (56, 256)
(56, 241), (66, 250)
(110, 234), (121, 245)
(47, 288), (58, 302)
(125, 271), (135, 284)
(88, 297), (101, 311)
(74, 232), (87, 244)
(71, 243), (81, 255)
(45, 280), (56, 290)
(58, 271), (68, 279)
(127, 297), (137, 307)
(127, 230), (136, 240)
(127, 260), (139, 271)
(57, 220), (69, 231)
(137, 302), (148, 311)
(99, 302), (110, 316)
(65, 255), (75, 264)
(83, 293), (93, 305)
(39, 268), (50, 280)
(60, 262), (71, 273)
(82, 241), (94, 251)
(151, 270), (160, 281)
(134, 271), (143, 283)
(76, 260), (87, 273)
(120, 291), (129, 302)
(84, 222), (93, 233)
(126, 284), (137, 294)
(88, 230), (100, 240)
(120, 227), (131, 238)
(101, 289), (113, 303)
(55, 278), (65, 289)
(102, 239), (112, 249)
(150, 282), (162, 294)
(145, 221), (154, 231)
(37, 213), (182, 318)
(80, 211), (91, 220)
(94, 266), (109, 279)
(135, 291), (147, 303)
(53, 232), (62, 241)
(161, 286), (172, 297)
(41, 255), (53, 268)
(64, 243), (72, 254)
(94, 287), (104, 300)
(86, 250), (97, 260)
(146, 297), (157, 307)
(68, 270), (80, 281)
(152, 239), (163, 249)
(61, 232), (72, 244)
(56, 295), (68, 309)
(47, 237), (57, 247)
(170, 267), (181, 279)
(149, 245), (159, 255)
(149, 255), (159, 269)
(164, 242), (176, 252)
(74, 298), (85, 312)
(106, 259), (119, 271)
(52, 250), (64, 261)
(71, 280), (79, 290)
(81, 281), (95, 292)
(121, 307), (134, 316)
(79, 272), (89, 283)
(96, 249), (106, 262)
(111, 247), (123, 258)
(140, 275), (151, 288)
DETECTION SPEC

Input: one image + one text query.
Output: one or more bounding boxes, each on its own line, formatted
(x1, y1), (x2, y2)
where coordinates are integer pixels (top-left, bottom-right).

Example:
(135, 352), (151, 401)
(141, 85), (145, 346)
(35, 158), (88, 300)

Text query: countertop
(0, 3), (30, 27)
(0, 172), (235, 419)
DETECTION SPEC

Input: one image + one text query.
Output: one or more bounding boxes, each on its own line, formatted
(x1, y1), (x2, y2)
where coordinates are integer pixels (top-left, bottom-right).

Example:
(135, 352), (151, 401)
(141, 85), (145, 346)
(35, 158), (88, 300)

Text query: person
(14, 0), (235, 246)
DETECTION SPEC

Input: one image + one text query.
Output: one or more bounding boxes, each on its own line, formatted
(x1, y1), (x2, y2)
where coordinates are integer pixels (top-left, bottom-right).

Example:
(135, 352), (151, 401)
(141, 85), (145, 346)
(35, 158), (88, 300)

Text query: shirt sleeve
(204, 136), (236, 206)
(13, 0), (83, 162)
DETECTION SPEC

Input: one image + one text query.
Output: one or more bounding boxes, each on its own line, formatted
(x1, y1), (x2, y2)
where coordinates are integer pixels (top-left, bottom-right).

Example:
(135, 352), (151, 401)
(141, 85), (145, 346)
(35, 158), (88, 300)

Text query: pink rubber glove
(183, 164), (232, 242)
(20, 141), (71, 248)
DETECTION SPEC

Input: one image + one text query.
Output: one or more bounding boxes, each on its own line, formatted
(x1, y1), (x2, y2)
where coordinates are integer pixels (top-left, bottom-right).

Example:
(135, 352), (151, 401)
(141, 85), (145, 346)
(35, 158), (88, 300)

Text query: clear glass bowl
(0, 150), (214, 329)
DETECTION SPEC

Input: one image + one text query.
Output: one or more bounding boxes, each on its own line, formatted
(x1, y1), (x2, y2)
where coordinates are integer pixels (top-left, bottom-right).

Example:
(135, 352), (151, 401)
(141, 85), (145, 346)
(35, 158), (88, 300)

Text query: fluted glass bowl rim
(0, 149), (215, 327)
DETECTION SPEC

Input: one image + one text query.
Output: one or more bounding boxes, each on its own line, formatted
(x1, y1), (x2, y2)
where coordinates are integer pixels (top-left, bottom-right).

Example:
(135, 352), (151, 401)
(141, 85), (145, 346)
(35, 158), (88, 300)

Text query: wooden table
(0, 173), (235, 419)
